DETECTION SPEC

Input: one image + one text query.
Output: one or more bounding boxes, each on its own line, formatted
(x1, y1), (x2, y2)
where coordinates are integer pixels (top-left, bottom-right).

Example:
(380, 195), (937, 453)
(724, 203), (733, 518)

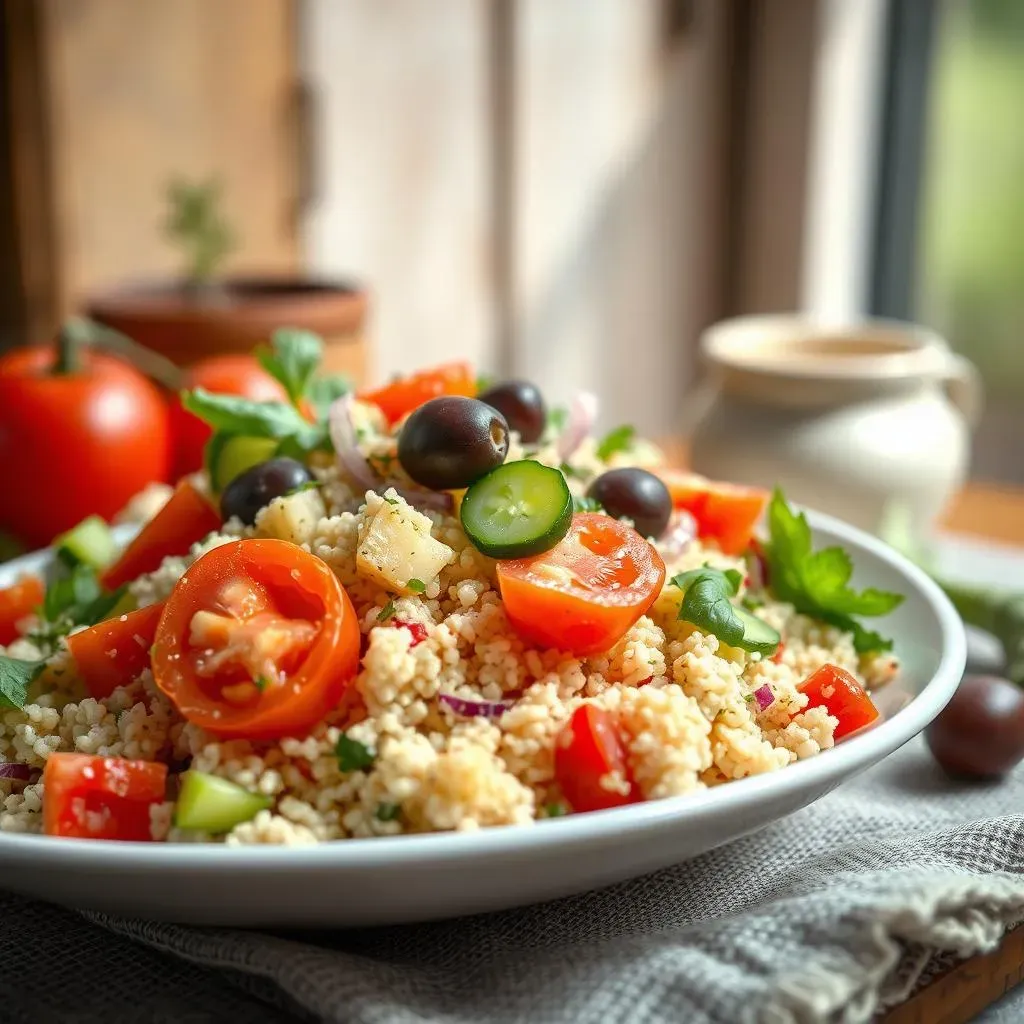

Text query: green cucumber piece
(733, 605), (781, 657)
(461, 461), (573, 559)
(209, 436), (278, 492)
(54, 515), (117, 569)
(173, 771), (271, 833)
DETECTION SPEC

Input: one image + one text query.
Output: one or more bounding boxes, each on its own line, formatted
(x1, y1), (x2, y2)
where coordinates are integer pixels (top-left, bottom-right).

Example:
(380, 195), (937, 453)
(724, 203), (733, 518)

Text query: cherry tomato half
(169, 355), (288, 479)
(0, 576), (44, 646)
(151, 538), (360, 740)
(657, 471), (768, 556)
(555, 705), (638, 812)
(66, 602), (165, 699)
(43, 753), (167, 841)
(496, 513), (665, 656)
(798, 663), (879, 740)
(358, 361), (476, 425)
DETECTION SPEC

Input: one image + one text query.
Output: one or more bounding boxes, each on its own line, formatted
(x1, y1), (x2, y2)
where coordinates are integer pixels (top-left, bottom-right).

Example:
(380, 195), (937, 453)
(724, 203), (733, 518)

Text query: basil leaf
(183, 388), (325, 449)
(0, 656), (45, 710)
(43, 564), (100, 622)
(257, 328), (324, 407)
(307, 374), (351, 421)
(336, 734), (375, 772)
(596, 424), (635, 461)
(76, 586), (129, 628)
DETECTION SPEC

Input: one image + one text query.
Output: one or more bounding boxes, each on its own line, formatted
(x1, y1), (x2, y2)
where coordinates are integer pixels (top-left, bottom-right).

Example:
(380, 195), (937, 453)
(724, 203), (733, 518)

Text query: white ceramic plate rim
(0, 507), (966, 872)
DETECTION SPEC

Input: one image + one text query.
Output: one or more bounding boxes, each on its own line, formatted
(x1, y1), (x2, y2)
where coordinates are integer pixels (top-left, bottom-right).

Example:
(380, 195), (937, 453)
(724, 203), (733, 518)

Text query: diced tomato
(394, 620), (428, 647)
(151, 538), (360, 740)
(358, 361), (476, 425)
(43, 753), (167, 841)
(0, 576), (44, 646)
(770, 639), (786, 665)
(554, 705), (638, 812)
(798, 663), (879, 739)
(657, 470), (768, 555)
(66, 602), (165, 699)
(101, 479), (221, 591)
(496, 513), (665, 657)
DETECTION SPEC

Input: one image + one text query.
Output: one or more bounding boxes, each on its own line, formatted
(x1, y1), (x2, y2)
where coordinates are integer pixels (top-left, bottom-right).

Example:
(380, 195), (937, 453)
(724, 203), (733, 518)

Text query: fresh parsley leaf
(375, 802), (401, 822)
(741, 594), (764, 611)
(546, 406), (568, 436)
(286, 480), (321, 496)
(596, 424), (635, 461)
(76, 586), (129, 628)
(307, 374), (351, 421)
(257, 328), (324, 408)
(183, 388), (326, 451)
(407, 578), (426, 594)
(254, 676), (269, 692)
(377, 599), (396, 623)
(573, 495), (603, 513)
(544, 802), (568, 818)
(476, 373), (496, 393)
(765, 489), (903, 653)
(0, 656), (46, 710)
(384, 496), (399, 505)
(43, 564), (100, 622)
(560, 462), (587, 481)
(336, 734), (376, 772)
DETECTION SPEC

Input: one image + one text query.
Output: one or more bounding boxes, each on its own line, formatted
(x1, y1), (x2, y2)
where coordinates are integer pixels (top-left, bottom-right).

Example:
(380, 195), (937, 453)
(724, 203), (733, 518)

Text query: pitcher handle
(941, 353), (983, 428)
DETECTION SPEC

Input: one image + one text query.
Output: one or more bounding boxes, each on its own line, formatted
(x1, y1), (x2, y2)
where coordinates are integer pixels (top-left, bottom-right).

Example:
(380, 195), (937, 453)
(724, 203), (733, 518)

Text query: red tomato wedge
(657, 470), (768, 555)
(358, 361), (476, 425)
(151, 538), (360, 740)
(0, 576), (44, 646)
(101, 479), (221, 591)
(798, 663), (879, 740)
(66, 602), (165, 699)
(43, 753), (167, 841)
(497, 513), (665, 657)
(555, 705), (638, 812)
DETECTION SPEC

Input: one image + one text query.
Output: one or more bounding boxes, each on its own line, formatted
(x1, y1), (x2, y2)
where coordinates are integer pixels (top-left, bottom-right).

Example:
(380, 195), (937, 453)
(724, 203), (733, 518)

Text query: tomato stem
(53, 320), (88, 375)
(53, 317), (184, 390)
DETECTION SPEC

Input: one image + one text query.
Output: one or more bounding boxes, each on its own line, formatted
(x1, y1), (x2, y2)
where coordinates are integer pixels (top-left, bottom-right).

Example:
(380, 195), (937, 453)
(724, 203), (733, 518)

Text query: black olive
(478, 380), (547, 443)
(587, 467), (672, 539)
(925, 675), (1024, 780)
(398, 396), (509, 490)
(220, 457), (314, 526)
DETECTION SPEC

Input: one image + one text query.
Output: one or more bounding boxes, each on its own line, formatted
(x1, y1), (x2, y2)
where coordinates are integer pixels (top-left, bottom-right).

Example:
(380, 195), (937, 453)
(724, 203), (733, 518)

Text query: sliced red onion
(556, 391), (598, 461)
(659, 509), (698, 559)
(329, 394), (378, 491)
(0, 763), (34, 781)
(753, 683), (775, 711)
(438, 693), (511, 719)
(747, 538), (770, 590)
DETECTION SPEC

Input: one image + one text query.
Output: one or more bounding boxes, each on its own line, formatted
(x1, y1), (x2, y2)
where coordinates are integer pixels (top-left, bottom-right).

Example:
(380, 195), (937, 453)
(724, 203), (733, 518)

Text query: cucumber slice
(461, 461), (572, 559)
(173, 771), (271, 833)
(54, 515), (117, 569)
(209, 436), (278, 492)
(733, 605), (781, 657)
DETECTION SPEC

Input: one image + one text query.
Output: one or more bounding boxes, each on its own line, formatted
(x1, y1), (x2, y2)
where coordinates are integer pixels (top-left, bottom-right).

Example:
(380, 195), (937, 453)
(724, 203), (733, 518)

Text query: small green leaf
(0, 656), (46, 710)
(257, 328), (324, 408)
(76, 585), (129, 628)
(375, 802), (401, 822)
(544, 803), (568, 818)
(335, 734), (375, 772)
(286, 480), (321, 496)
(43, 564), (101, 623)
(546, 406), (568, 435)
(476, 373), (496, 393)
(377, 599), (397, 623)
(596, 424), (636, 461)
(307, 374), (351, 420)
(254, 676), (269, 692)
(406, 578), (426, 594)
(182, 388), (326, 449)
(573, 495), (602, 513)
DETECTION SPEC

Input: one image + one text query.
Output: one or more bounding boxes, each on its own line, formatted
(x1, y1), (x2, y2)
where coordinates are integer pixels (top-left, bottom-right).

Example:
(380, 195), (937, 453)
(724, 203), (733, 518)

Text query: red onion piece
(659, 509), (698, 559)
(438, 693), (511, 719)
(747, 538), (770, 590)
(0, 763), (34, 781)
(394, 620), (429, 647)
(556, 391), (598, 461)
(753, 683), (775, 711)
(329, 394), (379, 491)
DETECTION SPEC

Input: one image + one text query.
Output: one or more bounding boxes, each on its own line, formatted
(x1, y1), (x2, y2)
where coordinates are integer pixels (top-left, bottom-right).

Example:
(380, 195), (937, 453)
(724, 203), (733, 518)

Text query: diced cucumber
(55, 515), (117, 570)
(460, 461), (573, 559)
(173, 771), (272, 833)
(733, 605), (781, 657)
(209, 436), (278, 492)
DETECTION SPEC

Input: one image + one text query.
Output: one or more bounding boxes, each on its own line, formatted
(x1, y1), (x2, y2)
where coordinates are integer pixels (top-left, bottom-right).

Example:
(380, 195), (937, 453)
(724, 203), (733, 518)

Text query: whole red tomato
(169, 355), (286, 478)
(0, 341), (170, 549)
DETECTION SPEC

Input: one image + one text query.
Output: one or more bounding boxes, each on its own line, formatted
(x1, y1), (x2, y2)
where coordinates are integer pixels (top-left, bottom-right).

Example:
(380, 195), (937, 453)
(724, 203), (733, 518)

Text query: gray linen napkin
(4, 735), (1024, 1024)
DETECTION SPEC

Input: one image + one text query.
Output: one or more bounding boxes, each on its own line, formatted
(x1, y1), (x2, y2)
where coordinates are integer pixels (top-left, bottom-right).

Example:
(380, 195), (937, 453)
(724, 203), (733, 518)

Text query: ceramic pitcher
(687, 315), (982, 536)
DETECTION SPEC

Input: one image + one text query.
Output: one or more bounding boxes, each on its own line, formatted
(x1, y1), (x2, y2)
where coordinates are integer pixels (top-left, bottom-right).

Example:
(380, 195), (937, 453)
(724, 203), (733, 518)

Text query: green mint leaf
(596, 424), (635, 461)
(407, 579), (426, 594)
(377, 599), (396, 623)
(0, 656), (46, 710)
(307, 374), (351, 421)
(336, 734), (376, 772)
(256, 328), (324, 407)
(375, 802), (401, 822)
(183, 388), (324, 449)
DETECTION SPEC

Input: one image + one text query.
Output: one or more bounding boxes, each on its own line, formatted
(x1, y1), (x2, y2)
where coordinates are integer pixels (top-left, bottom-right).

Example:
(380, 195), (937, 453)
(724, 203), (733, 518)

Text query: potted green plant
(86, 178), (368, 382)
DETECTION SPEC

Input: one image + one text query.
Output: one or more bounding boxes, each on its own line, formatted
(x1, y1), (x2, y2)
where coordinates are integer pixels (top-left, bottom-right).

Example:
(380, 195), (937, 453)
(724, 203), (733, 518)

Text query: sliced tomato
(358, 361), (476, 425)
(554, 705), (638, 812)
(66, 602), (165, 699)
(43, 753), (167, 841)
(151, 538), (360, 740)
(798, 663), (879, 740)
(496, 513), (665, 656)
(657, 470), (768, 555)
(0, 575), (44, 646)
(101, 479), (221, 591)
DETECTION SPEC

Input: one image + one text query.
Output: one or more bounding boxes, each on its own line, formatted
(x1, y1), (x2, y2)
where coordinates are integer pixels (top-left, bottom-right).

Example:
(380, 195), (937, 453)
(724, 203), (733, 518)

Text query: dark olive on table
(478, 380), (547, 444)
(398, 396), (509, 490)
(587, 467), (672, 539)
(925, 674), (1024, 780)
(220, 457), (314, 525)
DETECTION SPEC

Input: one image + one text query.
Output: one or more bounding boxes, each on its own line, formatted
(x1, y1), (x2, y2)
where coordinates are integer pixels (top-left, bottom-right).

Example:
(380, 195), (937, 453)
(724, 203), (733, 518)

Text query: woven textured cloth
(4, 735), (1024, 1024)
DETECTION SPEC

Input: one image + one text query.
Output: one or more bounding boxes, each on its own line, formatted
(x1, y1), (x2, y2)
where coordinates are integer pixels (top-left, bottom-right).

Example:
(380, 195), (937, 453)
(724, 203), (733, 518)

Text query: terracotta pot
(87, 277), (369, 383)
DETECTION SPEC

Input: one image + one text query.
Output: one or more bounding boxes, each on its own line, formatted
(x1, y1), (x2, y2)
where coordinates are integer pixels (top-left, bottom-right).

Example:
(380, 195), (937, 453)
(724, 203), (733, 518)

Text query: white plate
(0, 510), (966, 927)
